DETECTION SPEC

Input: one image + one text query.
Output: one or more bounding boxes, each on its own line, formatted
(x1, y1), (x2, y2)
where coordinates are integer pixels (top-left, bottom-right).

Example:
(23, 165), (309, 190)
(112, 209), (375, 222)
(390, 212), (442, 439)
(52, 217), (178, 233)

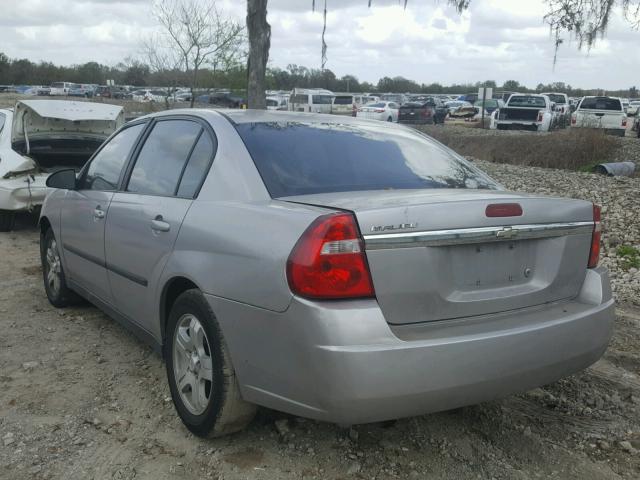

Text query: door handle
(93, 207), (105, 220)
(151, 215), (170, 232)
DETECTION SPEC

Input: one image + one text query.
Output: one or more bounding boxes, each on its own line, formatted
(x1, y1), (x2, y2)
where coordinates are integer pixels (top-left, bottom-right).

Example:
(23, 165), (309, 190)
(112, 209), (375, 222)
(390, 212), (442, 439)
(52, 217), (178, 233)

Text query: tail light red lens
(537, 110), (544, 122)
(287, 213), (375, 300)
(571, 115), (577, 125)
(622, 118), (628, 127)
(588, 204), (601, 268)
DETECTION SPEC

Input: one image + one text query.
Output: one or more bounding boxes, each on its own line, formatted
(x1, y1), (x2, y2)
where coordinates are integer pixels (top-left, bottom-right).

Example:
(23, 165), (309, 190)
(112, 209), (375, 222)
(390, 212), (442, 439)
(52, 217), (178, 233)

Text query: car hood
(11, 100), (125, 143)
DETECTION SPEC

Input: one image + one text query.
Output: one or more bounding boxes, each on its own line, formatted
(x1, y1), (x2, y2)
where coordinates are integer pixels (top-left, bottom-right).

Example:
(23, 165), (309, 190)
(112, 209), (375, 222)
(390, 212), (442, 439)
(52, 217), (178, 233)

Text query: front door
(61, 122), (147, 302)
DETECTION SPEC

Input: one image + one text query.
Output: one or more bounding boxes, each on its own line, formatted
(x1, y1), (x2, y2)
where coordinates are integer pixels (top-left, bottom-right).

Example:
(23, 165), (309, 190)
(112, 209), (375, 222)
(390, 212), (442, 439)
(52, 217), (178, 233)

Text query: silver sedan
(40, 110), (614, 437)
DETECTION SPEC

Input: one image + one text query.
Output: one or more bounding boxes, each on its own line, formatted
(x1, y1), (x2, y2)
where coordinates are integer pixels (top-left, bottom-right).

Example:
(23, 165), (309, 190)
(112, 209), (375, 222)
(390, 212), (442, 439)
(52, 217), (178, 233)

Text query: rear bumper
(209, 267), (614, 425)
(399, 118), (434, 125)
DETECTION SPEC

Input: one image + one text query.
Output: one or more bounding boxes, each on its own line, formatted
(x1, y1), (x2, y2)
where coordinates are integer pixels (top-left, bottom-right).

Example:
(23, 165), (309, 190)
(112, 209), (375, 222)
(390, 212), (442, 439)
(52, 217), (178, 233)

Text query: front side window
(0, 112), (6, 134)
(127, 120), (202, 196)
(236, 121), (497, 198)
(81, 123), (145, 191)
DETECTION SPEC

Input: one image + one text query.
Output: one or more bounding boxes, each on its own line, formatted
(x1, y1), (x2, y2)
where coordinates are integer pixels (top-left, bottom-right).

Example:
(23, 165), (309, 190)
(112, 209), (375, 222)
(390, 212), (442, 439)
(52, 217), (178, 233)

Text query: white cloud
(0, 0), (637, 89)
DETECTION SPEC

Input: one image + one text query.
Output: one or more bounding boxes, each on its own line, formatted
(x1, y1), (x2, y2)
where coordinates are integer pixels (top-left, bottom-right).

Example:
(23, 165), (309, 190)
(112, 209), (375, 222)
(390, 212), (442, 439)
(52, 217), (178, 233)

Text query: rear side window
(312, 95), (333, 104)
(82, 123), (145, 191)
(176, 132), (215, 198)
(127, 120), (201, 196)
(236, 122), (497, 197)
(334, 96), (353, 105)
(579, 97), (622, 111)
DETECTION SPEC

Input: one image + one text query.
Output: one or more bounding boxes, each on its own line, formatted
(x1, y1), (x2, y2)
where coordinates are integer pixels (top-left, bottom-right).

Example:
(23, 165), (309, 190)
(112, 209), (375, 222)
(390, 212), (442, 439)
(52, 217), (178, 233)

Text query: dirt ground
(1, 217), (639, 480)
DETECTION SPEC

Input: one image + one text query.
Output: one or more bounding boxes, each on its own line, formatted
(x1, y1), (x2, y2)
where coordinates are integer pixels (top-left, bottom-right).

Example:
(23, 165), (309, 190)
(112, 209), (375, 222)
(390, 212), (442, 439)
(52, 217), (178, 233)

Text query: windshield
(508, 96), (546, 108)
(545, 94), (566, 104)
(579, 97), (622, 111)
(235, 121), (497, 197)
(266, 99), (278, 107)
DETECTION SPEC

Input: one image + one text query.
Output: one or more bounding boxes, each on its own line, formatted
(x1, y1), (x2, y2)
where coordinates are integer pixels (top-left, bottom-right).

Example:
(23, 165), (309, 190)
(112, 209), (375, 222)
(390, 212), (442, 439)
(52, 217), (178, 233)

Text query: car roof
(222, 109), (397, 126)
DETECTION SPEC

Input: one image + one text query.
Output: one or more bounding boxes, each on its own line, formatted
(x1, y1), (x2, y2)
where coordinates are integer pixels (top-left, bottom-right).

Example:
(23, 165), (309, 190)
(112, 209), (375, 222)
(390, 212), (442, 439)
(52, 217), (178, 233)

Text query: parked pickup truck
(491, 94), (554, 132)
(571, 96), (628, 137)
(398, 98), (448, 125)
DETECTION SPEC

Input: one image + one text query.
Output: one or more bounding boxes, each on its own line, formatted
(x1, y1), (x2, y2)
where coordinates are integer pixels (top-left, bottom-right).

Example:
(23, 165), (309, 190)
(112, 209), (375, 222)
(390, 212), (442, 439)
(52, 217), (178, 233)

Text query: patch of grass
(418, 126), (621, 171)
(617, 245), (640, 270)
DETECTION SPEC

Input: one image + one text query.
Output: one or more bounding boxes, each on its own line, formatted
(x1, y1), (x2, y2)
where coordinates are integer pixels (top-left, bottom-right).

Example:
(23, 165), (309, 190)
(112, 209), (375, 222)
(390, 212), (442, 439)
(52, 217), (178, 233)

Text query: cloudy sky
(1, 0), (638, 89)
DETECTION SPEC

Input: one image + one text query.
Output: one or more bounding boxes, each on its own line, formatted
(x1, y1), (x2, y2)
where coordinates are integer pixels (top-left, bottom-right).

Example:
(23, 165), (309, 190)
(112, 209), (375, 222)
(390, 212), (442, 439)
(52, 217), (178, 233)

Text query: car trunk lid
(283, 189), (594, 325)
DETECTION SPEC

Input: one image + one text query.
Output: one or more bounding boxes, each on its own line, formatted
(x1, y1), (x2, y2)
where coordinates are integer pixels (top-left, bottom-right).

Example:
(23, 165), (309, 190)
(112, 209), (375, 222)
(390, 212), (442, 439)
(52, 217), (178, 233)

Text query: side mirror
(46, 169), (77, 190)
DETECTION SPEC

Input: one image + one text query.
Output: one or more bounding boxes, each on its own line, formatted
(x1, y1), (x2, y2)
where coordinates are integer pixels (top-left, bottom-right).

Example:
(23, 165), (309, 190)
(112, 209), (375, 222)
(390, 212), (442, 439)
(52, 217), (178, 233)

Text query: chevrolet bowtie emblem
(496, 227), (518, 239)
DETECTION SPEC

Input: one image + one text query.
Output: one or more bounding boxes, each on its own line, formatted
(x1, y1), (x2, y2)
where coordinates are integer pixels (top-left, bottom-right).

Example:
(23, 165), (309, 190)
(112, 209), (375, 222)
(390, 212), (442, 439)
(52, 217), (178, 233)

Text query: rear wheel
(387, 116), (393, 122)
(0, 211), (15, 232)
(166, 289), (256, 437)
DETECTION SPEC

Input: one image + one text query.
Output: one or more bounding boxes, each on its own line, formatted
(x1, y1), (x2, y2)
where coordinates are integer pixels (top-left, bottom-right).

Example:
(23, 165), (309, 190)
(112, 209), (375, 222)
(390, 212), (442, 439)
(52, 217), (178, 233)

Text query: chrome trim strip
(363, 222), (594, 250)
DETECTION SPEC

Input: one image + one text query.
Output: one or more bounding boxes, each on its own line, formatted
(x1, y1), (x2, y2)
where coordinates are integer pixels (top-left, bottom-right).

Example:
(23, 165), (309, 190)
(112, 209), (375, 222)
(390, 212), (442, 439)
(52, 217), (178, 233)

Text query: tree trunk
(246, 0), (270, 109)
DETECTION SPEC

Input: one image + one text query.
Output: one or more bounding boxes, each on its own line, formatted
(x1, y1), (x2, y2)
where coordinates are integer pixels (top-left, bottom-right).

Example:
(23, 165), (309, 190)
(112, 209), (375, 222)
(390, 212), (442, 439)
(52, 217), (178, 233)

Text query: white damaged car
(0, 100), (124, 231)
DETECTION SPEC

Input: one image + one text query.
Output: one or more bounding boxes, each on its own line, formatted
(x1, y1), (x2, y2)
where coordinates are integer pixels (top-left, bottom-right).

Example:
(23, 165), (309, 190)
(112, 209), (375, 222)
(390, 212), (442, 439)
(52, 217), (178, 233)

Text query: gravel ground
(1, 161), (640, 480)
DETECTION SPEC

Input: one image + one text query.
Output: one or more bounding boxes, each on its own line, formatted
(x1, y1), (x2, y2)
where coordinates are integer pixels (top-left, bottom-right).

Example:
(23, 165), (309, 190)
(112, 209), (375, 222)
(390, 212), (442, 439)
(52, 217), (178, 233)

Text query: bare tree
(147, 0), (245, 108)
(247, 0), (271, 109)
(544, 0), (640, 64)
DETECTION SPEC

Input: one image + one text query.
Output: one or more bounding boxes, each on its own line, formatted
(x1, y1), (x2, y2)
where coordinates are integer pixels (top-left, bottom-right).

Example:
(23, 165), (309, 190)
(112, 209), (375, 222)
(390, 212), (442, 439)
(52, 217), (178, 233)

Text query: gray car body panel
(39, 109), (615, 425)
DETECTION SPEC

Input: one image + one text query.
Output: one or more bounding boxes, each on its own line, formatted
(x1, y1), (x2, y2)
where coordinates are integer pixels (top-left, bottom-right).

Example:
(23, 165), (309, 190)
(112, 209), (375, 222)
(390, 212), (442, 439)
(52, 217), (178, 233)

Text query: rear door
(61, 122), (146, 302)
(104, 118), (216, 331)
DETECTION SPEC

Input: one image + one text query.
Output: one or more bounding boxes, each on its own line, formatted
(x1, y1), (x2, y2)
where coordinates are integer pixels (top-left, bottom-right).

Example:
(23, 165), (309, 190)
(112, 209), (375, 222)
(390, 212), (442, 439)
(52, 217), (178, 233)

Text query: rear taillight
(571, 115), (577, 125)
(287, 213), (375, 299)
(588, 204), (601, 268)
(374, 108), (385, 113)
(622, 118), (628, 127)
(537, 110), (544, 122)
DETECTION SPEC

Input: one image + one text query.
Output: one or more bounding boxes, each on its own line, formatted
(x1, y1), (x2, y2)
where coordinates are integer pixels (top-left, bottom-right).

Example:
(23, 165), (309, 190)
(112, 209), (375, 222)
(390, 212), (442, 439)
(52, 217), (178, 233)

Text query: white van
(288, 88), (335, 113)
(49, 82), (77, 96)
(332, 93), (380, 116)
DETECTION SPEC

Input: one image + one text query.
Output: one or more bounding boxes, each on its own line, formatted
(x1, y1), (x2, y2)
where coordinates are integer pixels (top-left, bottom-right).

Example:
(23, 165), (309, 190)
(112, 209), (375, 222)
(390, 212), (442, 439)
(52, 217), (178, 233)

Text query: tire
(40, 228), (79, 307)
(387, 116), (393, 122)
(0, 211), (15, 232)
(165, 289), (256, 437)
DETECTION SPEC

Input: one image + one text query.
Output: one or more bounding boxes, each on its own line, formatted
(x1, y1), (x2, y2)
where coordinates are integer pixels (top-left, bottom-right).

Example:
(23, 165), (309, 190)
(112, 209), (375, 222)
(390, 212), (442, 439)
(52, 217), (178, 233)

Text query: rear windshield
(579, 97), (622, 111)
(507, 96), (546, 108)
(334, 96), (353, 105)
(365, 102), (385, 108)
(236, 122), (496, 197)
(266, 99), (278, 106)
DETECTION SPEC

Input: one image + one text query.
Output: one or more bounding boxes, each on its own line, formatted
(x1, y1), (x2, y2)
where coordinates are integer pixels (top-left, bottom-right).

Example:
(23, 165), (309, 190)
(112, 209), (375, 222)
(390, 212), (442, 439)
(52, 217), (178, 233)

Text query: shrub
(418, 126), (620, 171)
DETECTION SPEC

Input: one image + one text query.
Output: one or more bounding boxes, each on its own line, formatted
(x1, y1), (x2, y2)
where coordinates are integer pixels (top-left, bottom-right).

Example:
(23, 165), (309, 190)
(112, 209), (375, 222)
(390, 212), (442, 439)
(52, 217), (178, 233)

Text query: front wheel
(166, 290), (256, 437)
